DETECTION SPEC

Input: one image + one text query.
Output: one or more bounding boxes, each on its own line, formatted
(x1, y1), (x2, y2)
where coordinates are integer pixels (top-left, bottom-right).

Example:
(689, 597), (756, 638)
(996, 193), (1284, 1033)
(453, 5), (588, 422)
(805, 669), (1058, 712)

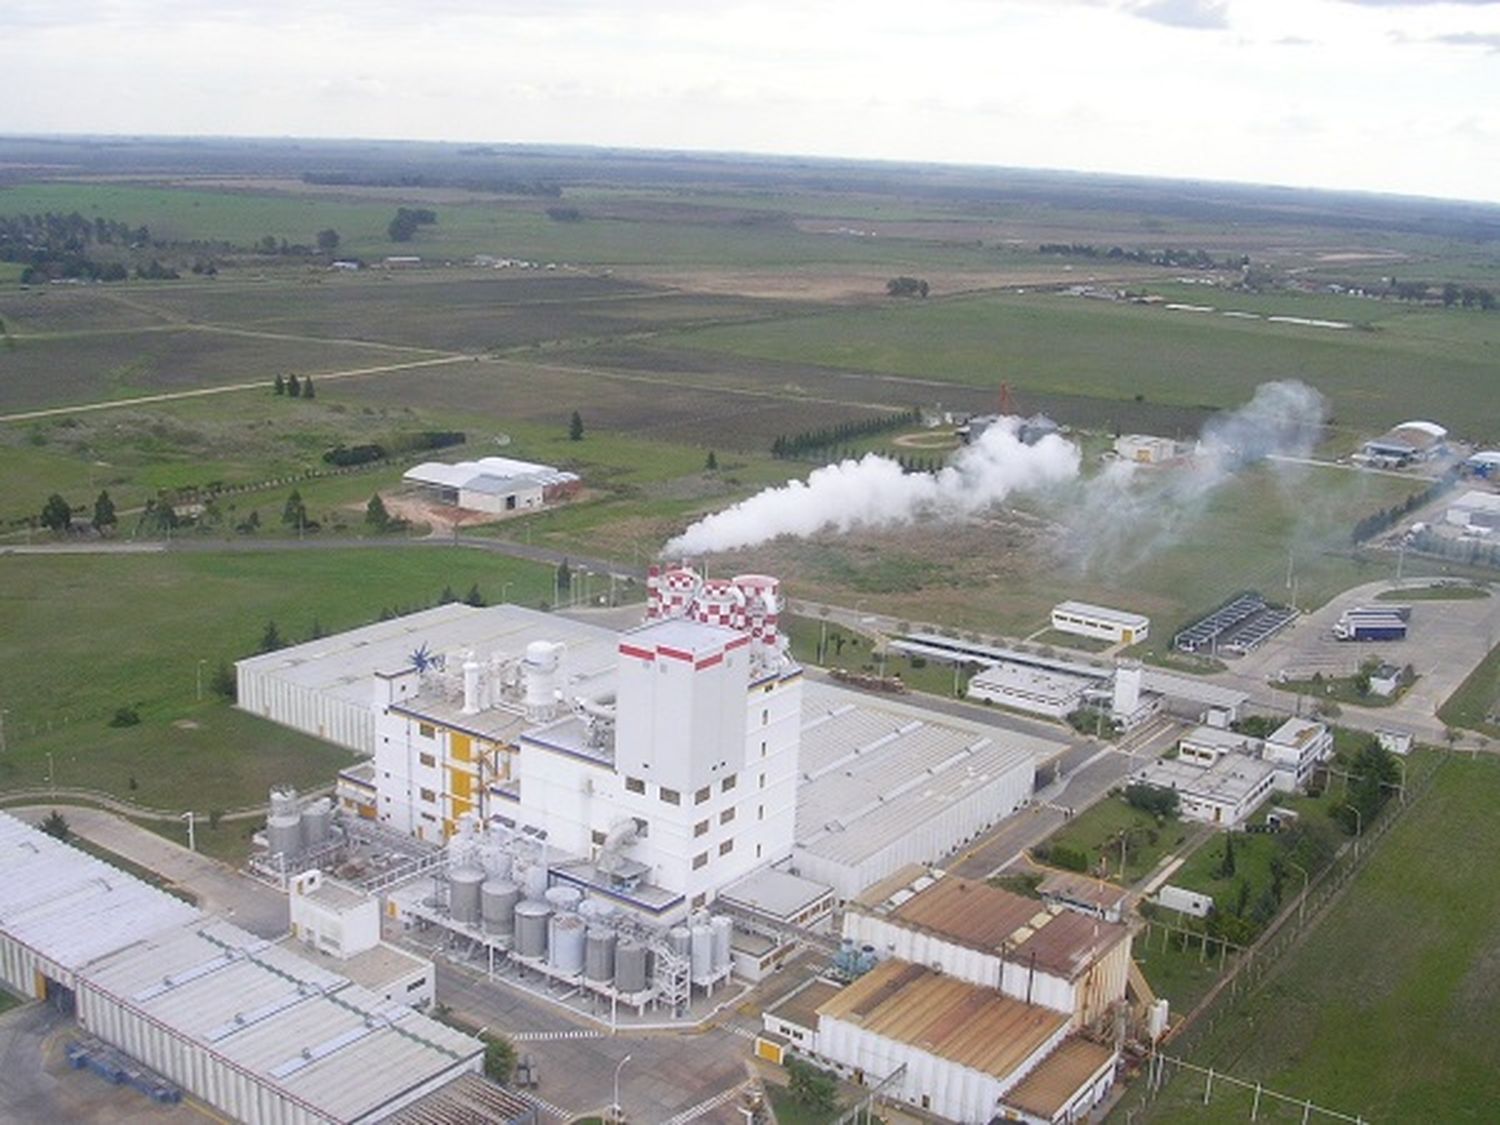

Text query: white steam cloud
(664, 419), (1081, 556)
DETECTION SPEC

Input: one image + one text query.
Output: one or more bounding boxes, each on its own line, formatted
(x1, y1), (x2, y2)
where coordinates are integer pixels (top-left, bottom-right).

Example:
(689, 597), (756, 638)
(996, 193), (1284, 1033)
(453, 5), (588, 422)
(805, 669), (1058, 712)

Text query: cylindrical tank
(300, 798), (333, 847)
(524, 642), (561, 720)
(585, 927), (617, 982)
(521, 861), (548, 901)
(614, 938), (649, 993)
(668, 926), (691, 958)
(514, 900), (551, 959)
(448, 866), (484, 926)
(545, 885), (582, 914)
(269, 787), (299, 819)
(690, 924), (714, 979)
(711, 916), (733, 972)
(481, 880), (520, 937)
(549, 914), (586, 975)
(462, 658), (482, 715)
(266, 812), (302, 858)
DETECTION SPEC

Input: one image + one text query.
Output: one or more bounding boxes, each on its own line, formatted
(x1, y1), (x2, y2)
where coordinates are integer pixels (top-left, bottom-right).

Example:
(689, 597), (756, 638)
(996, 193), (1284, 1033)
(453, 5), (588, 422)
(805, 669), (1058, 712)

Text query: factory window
(692, 893), (707, 910)
(720, 807), (736, 825)
(756, 844), (762, 859)
(760, 773), (766, 789)
(633, 817), (649, 838)
(695, 786), (711, 805)
(760, 741), (767, 757)
(419, 753), (435, 768)
(420, 788), (435, 803)
(722, 774), (737, 792)
(693, 852), (708, 870)
(625, 776), (645, 794)
(407, 977), (426, 993)
(694, 819), (709, 837)
(762, 709), (769, 725)
(719, 838), (734, 856)
(419, 723), (435, 739)
(758, 805), (764, 821)
(592, 829), (607, 846)
(660, 787), (681, 806)
(421, 812), (436, 823)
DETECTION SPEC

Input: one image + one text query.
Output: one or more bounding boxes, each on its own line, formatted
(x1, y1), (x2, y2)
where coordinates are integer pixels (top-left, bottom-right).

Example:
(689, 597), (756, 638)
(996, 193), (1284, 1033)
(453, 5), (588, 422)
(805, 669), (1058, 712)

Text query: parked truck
(1334, 610), (1408, 642)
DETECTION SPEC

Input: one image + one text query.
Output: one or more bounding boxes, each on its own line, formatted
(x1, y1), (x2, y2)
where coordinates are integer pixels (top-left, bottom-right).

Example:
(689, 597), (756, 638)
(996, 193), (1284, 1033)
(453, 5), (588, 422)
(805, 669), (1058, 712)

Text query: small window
(756, 844), (763, 859)
(419, 788), (435, 803)
(762, 709), (769, 725)
(693, 852), (708, 870)
(694, 819), (709, 837)
(722, 774), (737, 792)
(695, 786), (711, 805)
(407, 977), (426, 993)
(760, 741), (767, 757)
(691, 893), (707, 909)
(625, 776), (645, 795)
(719, 838), (734, 856)
(720, 807), (736, 825)
(419, 752), (436, 768)
(633, 817), (649, 837)
(591, 829), (607, 846)
(660, 787), (681, 806)
(758, 805), (765, 821)
(418, 723), (436, 739)
(760, 773), (767, 789)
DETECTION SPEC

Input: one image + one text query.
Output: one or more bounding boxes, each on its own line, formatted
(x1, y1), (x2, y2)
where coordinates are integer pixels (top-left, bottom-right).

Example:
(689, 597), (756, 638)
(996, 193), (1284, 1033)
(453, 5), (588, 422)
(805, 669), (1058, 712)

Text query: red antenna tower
(998, 380), (1017, 417)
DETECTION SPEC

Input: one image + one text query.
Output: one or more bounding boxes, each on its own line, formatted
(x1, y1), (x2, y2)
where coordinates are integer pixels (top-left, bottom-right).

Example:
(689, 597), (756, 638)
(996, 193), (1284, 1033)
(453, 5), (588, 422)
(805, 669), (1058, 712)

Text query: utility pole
(183, 811), (196, 852)
(196, 658), (206, 702)
(0, 707), (7, 753)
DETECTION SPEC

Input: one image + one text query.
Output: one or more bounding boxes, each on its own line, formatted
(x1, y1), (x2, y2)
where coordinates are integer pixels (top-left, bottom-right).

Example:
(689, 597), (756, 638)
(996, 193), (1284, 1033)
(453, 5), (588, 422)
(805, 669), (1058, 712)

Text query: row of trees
(770, 408), (921, 460)
(885, 275), (929, 298)
(272, 373), (316, 399)
(388, 207), (437, 242)
(1384, 278), (1497, 310)
(39, 490), (116, 534)
(1350, 469), (1456, 543)
(1039, 243), (1238, 269)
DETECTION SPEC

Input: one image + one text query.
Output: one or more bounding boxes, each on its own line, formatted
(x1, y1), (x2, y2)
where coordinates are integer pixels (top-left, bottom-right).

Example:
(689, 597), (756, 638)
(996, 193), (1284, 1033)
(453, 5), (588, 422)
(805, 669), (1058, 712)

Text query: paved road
(10, 806), (288, 938)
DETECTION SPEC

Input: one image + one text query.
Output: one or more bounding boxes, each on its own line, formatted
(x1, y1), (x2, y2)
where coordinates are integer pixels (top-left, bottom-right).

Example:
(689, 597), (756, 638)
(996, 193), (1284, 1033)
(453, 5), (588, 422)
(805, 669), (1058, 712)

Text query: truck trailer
(1334, 612), (1408, 642)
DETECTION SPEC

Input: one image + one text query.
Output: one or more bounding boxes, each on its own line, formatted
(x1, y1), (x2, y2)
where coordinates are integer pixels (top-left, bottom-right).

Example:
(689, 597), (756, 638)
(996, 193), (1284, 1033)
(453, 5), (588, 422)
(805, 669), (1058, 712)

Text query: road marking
(511, 1028), (608, 1042)
(661, 1079), (756, 1125)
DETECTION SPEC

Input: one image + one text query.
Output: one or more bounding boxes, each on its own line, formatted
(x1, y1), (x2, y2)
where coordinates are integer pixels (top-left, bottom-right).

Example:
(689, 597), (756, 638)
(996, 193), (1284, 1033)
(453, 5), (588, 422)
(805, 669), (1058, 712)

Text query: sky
(3, 0), (1498, 203)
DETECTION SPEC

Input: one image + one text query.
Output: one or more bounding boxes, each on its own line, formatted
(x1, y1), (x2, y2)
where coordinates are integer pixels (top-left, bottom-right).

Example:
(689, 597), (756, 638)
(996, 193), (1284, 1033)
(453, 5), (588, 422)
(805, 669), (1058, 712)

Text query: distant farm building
(1464, 451), (1500, 479)
(1357, 420), (1448, 467)
(403, 456), (580, 516)
(1051, 601), (1150, 646)
(1113, 434), (1179, 464)
(1445, 490), (1500, 535)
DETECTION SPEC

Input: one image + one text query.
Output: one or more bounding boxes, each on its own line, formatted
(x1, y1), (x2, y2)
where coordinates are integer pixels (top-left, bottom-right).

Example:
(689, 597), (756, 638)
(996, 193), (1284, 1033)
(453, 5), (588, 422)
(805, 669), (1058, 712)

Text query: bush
(109, 705), (141, 728)
(1049, 844), (1091, 873)
(1125, 782), (1179, 819)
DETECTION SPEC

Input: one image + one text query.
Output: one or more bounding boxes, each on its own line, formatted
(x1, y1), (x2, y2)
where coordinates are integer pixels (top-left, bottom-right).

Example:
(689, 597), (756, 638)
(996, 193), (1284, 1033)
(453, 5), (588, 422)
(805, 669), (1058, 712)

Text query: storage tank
(549, 914), (586, 975)
(300, 798), (333, 847)
(524, 642), (562, 721)
(449, 866), (485, 926)
(690, 923), (714, 980)
(614, 938), (650, 993)
(514, 900), (551, 959)
(668, 926), (691, 958)
(545, 885), (582, 914)
(266, 803), (302, 858)
(711, 916), (733, 972)
(585, 927), (617, 982)
(481, 880), (520, 937)
(269, 786), (299, 819)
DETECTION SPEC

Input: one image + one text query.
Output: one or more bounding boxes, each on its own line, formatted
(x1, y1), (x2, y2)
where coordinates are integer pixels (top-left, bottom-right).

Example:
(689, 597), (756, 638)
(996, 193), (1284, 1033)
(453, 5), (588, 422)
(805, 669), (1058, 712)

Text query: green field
(1132, 756), (1500, 1123)
(1377, 582), (1490, 602)
(1438, 640), (1500, 738)
(0, 549), (553, 810)
(1037, 794), (1191, 884)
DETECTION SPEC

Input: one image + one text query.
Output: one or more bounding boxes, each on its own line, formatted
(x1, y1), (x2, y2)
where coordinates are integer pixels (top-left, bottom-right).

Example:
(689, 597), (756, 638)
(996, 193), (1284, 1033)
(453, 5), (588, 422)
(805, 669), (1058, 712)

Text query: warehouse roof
(765, 978), (845, 1033)
(82, 918), (482, 1123)
(387, 1073), (539, 1125)
(886, 876), (1130, 980)
(794, 684), (1050, 868)
(1003, 1036), (1117, 1119)
(0, 812), (199, 977)
(1053, 601), (1150, 629)
(817, 959), (1066, 1081)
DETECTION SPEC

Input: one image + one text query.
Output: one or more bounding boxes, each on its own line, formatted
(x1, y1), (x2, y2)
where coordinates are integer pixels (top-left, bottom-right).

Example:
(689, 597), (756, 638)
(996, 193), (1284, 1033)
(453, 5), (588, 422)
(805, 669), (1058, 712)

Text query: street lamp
(612, 1054), (632, 1124)
(46, 751), (55, 796)
(183, 811), (196, 852)
(196, 658), (207, 702)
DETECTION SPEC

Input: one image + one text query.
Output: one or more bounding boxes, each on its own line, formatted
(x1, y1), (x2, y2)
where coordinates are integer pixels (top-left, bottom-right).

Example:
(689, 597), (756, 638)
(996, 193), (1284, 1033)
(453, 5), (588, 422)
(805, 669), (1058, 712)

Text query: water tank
(269, 786), (299, 819)
(266, 812), (302, 858)
(514, 900), (551, 959)
(711, 916), (733, 972)
(481, 880), (520, 937)
(448, 866), (485, 926)
(690, 924), (714, 980)
(585, 927), (617, 982)
(549, 914), (586, 975)
(545, 885), (582, 914)
(614, 938), (649, 993)
(668, 926), (691, 958)
(524, 642), (561, 720)
(520, 861), (548, 901)
(300, 798), (333, 847)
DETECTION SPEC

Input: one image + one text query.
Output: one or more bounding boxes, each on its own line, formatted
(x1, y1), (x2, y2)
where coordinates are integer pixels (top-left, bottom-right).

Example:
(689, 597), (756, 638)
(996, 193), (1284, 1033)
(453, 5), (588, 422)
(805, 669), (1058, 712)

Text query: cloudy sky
(4, 0), (1498, 202)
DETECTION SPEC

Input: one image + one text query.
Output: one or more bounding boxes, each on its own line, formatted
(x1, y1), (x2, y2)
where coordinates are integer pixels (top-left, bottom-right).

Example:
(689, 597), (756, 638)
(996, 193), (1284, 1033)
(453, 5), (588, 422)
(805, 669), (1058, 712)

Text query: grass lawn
(1135, 937), (1227, 1015)
(1438, 640), (1500, 739)
(0, 548), (553, 810)
(1030, 627), (1114, 653)
(1377, 582), (1490, 602)
(766, 1085), (844, 1125)
(1137, 756), (1500, 1123)
(0, 988), (21, 1015)
(1038, 794), (1189, 884)
(1272, 673), (1406, 709)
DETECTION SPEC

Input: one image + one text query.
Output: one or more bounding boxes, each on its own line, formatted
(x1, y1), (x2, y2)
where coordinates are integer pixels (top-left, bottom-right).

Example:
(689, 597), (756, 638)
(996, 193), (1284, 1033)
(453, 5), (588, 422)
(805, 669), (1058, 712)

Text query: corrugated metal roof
(0, 812), (199, 975)
(1003, 1035), (1116, 1118)
(817, 959), (1066, 1081)
(82, 918), (481, 1122)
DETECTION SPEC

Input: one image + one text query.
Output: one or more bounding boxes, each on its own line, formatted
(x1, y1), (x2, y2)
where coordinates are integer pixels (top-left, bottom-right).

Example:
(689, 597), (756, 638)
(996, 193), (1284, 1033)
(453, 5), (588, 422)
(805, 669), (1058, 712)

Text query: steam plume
(664, 419), (1081, 556)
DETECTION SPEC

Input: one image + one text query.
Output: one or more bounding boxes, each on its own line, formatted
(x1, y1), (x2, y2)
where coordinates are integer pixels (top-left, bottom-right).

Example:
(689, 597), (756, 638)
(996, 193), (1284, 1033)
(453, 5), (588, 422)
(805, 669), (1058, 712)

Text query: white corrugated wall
(237, 666), (374, 755)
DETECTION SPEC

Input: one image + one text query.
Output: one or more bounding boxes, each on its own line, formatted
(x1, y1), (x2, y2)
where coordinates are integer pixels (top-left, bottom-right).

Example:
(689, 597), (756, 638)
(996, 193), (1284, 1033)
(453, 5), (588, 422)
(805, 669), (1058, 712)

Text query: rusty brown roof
(816, 959), (1067, 1082)
(1003, 1036), (1117, 1119)
(765, 978), (845, 1033)
(888, 876), (1130, 980)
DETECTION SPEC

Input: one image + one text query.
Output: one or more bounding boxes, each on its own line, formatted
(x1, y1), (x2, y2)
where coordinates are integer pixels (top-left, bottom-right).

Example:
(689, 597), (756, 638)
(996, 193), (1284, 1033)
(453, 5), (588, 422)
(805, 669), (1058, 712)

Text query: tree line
(1350, 470), (1457, 544)
(388, 208), (438, 242)
(771, 408), (921, 460)
(1039, 242), (1241, 269)
(303, 171), (561, 197)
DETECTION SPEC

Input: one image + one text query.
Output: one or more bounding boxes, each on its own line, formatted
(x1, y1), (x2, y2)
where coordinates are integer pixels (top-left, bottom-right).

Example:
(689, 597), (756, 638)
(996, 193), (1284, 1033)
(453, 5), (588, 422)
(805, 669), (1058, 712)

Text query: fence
(1119, 1055), (1368, 1124)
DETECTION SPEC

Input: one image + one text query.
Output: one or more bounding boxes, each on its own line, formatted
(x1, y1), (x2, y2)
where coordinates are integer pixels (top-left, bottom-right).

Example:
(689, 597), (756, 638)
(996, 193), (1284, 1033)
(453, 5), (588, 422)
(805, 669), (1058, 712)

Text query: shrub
(109, 705), (141, 728)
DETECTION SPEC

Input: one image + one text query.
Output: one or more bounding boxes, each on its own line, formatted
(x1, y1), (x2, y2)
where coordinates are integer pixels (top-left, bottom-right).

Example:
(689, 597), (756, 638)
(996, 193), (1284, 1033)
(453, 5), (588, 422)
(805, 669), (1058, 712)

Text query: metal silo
(481, 880), (520, 937)
(690, 923), (714, 981)
(614, 938), (649, 993)
(584, 927), (617, 982)
(448, 866), (485, 926)
(711, 916), (733, 972)
(300, 798), (332, 847)
(545, 885), (582, 914)
(549, 914), (586, 975)
(668, 926), (691, 958)
(514, 900), (551, 959)
(266, 788), (303, 859)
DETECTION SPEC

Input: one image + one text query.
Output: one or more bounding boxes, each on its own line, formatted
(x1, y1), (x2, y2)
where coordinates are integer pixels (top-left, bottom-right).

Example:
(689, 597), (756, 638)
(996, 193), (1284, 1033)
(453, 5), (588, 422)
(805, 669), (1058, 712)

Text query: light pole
(612, 1053), (632, 1124)
(0, 707), (8, 753)
(183, 811), (196, 852)
(47, 751), (55, 796)
(196, 658), (207, 702)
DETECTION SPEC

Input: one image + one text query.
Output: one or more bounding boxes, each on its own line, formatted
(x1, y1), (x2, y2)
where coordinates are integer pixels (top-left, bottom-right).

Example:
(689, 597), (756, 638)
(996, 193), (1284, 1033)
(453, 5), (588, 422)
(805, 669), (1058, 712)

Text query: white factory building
(1050, 601), (1150, 647)
(0, 812), (486, 1125)
(1130, 755), (1276, 828)
(1446, 489), (1500, 535)
(760, 871), (1128, 1124)
(402, 456), (580, 515)
(241, 568), (1064, 922)
(1113, 434), (1179, 465)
